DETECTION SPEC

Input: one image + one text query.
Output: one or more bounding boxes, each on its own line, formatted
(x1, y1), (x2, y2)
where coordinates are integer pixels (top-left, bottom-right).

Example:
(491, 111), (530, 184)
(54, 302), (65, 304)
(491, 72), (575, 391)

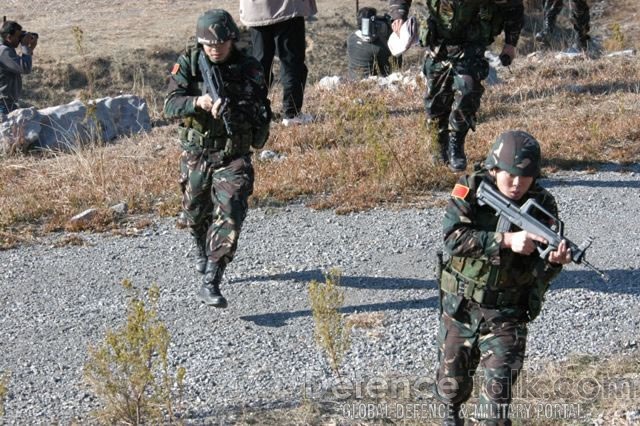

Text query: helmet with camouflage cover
(485, 130), (541, 177)
(196, 9), (239, 45)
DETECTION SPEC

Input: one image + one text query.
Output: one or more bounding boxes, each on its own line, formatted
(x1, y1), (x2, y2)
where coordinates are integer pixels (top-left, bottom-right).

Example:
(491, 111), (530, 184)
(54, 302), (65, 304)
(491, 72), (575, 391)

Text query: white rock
(317, 76), (342, 90)
(0, 94), (151, 154)
(69, 208), (98, 223)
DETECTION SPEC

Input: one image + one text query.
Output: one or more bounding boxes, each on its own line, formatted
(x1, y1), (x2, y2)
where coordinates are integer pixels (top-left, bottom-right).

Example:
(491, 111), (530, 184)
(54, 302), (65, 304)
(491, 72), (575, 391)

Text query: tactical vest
(426, 0), (505, 45)
(178, 41), (253, 159)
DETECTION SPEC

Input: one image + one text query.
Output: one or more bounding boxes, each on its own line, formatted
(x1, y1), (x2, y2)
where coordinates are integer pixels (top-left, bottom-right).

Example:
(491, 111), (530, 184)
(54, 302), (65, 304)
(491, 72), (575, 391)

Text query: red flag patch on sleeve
(451, 184), (470, 200)
(171, 63), (180, 75)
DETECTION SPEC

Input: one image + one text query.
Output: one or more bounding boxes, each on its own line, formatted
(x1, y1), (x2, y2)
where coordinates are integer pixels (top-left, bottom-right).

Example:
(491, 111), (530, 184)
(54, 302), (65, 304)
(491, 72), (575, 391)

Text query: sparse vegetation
(308, 269), (351, 377)
(83, 280), (185, 425)
(604, 22), (626, 51)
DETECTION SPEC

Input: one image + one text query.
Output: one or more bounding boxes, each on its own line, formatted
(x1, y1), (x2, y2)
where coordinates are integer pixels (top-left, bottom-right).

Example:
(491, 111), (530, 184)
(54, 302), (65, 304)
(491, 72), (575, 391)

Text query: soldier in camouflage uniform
(164, 9), (271, 308)
(389, 0), (524, 172)
(435, 130), (571, 425)
(535, 0), (590, 51)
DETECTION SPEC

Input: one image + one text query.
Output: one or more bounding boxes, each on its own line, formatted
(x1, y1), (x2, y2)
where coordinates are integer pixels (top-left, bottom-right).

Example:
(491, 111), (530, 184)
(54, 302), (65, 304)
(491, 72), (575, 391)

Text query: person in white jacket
(239, 0), (317, 126)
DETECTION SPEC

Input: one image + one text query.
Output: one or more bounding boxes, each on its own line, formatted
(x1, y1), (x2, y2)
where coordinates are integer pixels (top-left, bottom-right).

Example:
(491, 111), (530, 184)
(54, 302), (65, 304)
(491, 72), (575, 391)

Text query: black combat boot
(447, 132), (467, 172)
(442, 404), (463, 426)
(193, 235), (208, 274)
(198, 261), (228, 308)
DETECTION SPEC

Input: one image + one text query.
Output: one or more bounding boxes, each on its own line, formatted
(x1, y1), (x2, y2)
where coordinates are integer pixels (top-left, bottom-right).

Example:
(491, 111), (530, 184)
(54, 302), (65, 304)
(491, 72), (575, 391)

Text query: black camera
(360, 14), (391, 42)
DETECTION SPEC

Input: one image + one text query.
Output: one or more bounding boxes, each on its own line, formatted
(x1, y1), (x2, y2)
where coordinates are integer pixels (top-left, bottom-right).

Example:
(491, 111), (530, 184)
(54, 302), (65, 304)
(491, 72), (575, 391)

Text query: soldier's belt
(440, 268), (528, 308)
(178, 127), (226, 150)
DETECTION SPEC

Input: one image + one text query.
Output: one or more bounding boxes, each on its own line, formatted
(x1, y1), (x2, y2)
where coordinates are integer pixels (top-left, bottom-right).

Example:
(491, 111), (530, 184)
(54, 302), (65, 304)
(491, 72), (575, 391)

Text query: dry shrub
(308, 269), (351, 378)
(84, 280), (185, 424)
(0, 371), (8, 418)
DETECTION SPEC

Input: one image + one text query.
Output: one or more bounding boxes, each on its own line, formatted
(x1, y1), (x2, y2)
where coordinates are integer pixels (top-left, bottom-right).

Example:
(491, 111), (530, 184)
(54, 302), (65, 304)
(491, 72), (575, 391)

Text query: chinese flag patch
(451, 184), (470, 200)
(171, 63), (180, 75)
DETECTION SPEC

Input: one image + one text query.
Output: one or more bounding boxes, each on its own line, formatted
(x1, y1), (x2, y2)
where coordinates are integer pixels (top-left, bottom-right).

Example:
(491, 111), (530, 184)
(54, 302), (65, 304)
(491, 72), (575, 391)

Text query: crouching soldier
(164, 9), (271, 308)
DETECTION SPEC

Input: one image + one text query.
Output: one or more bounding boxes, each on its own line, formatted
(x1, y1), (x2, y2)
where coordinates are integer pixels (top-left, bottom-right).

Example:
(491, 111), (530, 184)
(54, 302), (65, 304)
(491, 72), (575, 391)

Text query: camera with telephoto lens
(357, 7), (392, 43)
(360, 14), (391, 42)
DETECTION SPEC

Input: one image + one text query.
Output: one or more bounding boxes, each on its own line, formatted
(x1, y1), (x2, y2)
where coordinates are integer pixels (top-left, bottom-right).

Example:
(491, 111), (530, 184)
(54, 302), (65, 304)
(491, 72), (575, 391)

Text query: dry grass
(1, 56), (639, 241)
(0, 128), (181, 244)
(1, 0), (639, 239)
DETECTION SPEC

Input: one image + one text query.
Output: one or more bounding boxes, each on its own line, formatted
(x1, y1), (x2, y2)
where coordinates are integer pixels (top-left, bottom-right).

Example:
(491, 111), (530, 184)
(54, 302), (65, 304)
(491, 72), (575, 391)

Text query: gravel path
(1, 168), (639, 424)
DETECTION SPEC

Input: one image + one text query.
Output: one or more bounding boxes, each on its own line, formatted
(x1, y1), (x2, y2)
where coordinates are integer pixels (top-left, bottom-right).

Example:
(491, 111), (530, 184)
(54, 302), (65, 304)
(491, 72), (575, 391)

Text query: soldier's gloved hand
(195, 94), (214, 112)
(500, 44), (516, 66)
(211, 98), (224, 119)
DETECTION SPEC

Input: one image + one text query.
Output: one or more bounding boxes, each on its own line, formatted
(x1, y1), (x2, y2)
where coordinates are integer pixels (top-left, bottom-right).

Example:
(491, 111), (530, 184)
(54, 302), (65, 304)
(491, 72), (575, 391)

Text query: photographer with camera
(347, 7), (399, 80)
(0, 19), (37, 115)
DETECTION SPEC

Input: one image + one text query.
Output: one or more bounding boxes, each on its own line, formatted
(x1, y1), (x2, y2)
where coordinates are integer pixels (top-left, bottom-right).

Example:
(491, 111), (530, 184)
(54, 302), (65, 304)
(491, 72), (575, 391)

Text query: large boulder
(0, 94), (151, 154)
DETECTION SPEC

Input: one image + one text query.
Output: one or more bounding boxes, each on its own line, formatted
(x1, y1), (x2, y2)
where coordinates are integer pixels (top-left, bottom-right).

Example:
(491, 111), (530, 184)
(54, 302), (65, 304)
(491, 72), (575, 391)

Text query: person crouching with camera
(347, 7), (398, 80)
(0, 20), (38, 115)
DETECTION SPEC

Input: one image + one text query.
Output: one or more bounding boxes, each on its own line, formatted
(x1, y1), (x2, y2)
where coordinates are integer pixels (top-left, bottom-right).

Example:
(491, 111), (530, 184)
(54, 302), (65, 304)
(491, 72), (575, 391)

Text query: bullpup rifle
(476, 180), (608, 281)
(198, 50), (233, 136)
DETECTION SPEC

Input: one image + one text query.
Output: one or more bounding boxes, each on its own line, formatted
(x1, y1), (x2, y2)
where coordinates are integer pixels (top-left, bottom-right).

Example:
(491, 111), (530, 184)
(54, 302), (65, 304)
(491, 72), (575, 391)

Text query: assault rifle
(198, 50), (233, 136)
(476, 180), (608, 281)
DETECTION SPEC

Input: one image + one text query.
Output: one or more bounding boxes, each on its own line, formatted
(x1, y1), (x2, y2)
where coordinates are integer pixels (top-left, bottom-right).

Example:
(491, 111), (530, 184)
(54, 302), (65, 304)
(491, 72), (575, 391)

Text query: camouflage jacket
(164, 45), (271, 153)
(441, 169), (562, 319)
(414, 0), (523, 48)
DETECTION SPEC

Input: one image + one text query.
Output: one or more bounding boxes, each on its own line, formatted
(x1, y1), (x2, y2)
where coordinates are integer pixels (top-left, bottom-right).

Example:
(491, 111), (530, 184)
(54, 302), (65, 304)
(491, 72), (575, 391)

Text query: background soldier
(435, 130), (571, 425)
(164, 9), (271, 308)
(0, 20), (38, 115)
(535, 0), (591, 51)
(390, 0), (524, 172)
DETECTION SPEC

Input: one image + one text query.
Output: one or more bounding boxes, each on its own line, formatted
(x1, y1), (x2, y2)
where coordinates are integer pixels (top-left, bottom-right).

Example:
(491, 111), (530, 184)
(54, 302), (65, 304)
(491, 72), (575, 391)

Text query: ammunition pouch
(440, 267), (529, 309)
(178, 125), (225, 151)
(178, 125), (252, 159)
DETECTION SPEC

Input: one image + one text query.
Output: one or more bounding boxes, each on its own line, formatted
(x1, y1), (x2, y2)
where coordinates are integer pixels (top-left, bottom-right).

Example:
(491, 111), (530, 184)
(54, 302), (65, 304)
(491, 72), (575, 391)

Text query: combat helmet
(196, 9), (239, 45)
(484, 130), (541, 177)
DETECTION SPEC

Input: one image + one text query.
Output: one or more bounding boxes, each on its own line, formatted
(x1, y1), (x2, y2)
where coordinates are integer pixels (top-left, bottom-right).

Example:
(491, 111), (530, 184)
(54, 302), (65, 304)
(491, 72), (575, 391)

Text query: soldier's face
(203, 40), (233, 63)
(491, 169), (534, 200)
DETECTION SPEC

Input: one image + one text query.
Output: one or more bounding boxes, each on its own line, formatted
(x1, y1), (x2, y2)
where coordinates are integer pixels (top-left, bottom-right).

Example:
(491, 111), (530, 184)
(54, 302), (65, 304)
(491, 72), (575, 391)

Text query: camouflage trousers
(435, 294), (528, 426)
(179, 150), (254, 267)
(422, 44), (489, 136)
(543, 0), (590, 38)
